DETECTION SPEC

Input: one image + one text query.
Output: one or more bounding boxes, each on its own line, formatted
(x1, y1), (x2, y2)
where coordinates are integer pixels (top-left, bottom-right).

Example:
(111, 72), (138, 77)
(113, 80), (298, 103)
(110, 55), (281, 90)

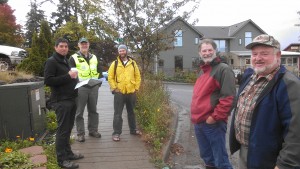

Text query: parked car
(0, 45), (27, 71)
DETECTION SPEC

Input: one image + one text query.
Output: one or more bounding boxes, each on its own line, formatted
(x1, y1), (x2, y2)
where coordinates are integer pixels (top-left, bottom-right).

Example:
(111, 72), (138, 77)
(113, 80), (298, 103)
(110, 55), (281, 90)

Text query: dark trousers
(53, 99), (76, 163)
(112, 92), (137, 135)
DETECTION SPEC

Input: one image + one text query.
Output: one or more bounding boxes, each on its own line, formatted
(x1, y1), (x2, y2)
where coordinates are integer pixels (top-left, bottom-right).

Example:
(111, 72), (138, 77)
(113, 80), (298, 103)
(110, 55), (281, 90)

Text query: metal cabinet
(0, 81), (46, 140)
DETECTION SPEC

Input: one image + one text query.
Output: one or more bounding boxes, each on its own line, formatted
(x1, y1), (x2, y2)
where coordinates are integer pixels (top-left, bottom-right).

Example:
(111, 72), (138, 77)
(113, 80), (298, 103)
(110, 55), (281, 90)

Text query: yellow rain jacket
(108, 56), (141, 94)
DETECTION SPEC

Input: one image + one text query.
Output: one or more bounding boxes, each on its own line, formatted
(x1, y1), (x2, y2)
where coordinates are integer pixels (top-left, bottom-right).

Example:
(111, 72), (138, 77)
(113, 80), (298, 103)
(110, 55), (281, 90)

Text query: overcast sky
(8, 0), (300, 49)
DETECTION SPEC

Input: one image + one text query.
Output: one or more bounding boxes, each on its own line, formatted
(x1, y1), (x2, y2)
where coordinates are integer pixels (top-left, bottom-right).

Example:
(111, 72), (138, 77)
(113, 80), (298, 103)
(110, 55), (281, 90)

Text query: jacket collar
(200, 56), (223, 71)
(53, 52), (69, 67)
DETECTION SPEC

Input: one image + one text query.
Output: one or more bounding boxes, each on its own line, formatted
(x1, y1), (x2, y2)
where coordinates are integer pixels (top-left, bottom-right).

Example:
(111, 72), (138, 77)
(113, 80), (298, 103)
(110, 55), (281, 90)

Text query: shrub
(135, 73), (172, 166)
(0, 151), (34, 169)
(46, 111), (57, 133)
(164, 69), (198, 83)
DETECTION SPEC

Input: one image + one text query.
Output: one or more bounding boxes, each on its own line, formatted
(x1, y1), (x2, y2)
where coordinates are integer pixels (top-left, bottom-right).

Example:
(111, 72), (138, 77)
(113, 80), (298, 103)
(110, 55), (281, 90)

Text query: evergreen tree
(17, 30), (47, 76)
(24, 0), (45, 47)
(51, 0), (80, 30)
(40, 20), (53, 56)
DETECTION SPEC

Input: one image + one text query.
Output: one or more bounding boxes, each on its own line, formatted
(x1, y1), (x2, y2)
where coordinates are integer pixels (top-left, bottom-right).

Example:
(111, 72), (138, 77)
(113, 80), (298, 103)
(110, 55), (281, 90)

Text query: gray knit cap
(118, 44), (127, 51)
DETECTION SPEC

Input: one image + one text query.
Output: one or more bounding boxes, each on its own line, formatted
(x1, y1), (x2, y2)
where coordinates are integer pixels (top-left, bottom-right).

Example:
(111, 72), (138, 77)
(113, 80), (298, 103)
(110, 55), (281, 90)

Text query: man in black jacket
(44, 38), (84, 169)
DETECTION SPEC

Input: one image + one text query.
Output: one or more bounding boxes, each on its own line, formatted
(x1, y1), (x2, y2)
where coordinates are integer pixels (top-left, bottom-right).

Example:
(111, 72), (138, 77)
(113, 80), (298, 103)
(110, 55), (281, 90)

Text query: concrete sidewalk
(71, 80), (156, 169)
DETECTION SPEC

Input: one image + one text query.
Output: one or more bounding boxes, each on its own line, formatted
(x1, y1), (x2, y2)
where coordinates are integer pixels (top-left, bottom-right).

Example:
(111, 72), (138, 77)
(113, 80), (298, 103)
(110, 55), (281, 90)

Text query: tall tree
(51, 0), (80, 30)
(50, 0), (117, 40)
(17, 32), (41, 75)
(40, 20), (53, 56)
(54, 18), (91, 54)
(106, 0), (200, 76)
(80, 0), (118, 40)
(0, 3), (23, 46)
(17, 26), (50, 76)
(24, 0), (45, 47)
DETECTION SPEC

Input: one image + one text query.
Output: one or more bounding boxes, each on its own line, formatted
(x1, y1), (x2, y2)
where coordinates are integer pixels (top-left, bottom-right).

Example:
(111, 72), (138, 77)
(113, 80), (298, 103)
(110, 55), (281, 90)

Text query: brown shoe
(89, 131), (101, 138)
(77, 134), (85, 142)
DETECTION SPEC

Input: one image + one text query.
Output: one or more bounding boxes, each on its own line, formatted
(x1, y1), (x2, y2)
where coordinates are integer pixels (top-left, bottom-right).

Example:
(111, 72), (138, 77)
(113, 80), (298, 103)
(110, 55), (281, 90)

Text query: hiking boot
(59, 160), (79, 169)
(77, 134), (85, 142)
(89, 131), (101, 138)
(68, 153), (84, 160)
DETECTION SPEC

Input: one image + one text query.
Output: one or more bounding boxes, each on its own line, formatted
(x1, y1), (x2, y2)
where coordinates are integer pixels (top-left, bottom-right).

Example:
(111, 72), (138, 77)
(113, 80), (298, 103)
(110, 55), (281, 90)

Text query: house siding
(159, 20), (201, 76)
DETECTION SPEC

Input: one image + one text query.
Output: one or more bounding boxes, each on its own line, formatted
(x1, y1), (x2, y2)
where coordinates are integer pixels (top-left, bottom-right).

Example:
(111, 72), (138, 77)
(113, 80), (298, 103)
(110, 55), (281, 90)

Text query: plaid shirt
(235, 67), (279, 146)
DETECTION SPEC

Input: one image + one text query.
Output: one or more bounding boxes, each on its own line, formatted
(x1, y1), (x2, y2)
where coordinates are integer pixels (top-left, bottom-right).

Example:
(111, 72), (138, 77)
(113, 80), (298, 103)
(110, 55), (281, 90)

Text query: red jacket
(190, 57), (236, 124)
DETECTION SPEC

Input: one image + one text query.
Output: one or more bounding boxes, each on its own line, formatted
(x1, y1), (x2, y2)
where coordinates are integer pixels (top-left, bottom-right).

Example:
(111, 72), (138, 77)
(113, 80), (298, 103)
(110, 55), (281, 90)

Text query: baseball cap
(78, 37), (89, 43)
(245, 34), (280, 49)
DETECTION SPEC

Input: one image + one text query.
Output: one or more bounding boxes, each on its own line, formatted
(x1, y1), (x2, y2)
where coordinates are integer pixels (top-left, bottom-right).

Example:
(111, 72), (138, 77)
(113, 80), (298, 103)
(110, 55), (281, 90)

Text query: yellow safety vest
(71, 53), (99, 81)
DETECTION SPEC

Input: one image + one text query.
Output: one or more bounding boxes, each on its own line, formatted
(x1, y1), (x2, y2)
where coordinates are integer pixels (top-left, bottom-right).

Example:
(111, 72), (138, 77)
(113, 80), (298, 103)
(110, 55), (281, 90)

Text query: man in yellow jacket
(108, 44), (141, 142)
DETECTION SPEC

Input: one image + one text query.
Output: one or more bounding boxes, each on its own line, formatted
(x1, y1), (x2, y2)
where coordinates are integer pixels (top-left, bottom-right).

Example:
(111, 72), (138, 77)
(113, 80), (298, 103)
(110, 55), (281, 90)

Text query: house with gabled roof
(157, 17), (300, 77)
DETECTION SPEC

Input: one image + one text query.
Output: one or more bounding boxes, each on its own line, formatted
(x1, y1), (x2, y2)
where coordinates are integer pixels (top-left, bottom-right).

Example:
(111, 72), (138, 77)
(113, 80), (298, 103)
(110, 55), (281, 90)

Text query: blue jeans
(194, 121), (233, 169)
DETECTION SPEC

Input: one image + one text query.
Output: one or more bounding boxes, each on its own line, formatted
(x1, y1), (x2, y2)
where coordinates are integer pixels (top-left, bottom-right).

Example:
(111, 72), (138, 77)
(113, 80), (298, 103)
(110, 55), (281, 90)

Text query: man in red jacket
(191, 39), (236, 169)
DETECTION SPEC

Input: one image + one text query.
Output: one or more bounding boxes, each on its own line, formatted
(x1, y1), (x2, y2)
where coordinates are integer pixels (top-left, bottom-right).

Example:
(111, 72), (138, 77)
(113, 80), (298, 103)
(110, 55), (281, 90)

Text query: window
(174, 30), (183, 47)
(214, 40), (226, 52)
(158, 59), (164, 67)
(287, 58), (293, 66)
(175, 55), (183, 70)
(192, 57), (200, 68)
(293, 57), (297, 64)
(281, 58), (286, 65)
(245, 32), (252, 46)
(195, 37), (199, 45)
(291, 46), (299, 50)
(239, 39), (242, 45)
(230, 59), (234, 65)
(245, 58), (251, 65)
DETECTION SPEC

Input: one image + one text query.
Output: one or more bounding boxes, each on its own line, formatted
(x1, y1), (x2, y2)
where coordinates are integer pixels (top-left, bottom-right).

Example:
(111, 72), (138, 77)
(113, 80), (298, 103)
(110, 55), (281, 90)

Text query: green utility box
(0, 81), (47, 140)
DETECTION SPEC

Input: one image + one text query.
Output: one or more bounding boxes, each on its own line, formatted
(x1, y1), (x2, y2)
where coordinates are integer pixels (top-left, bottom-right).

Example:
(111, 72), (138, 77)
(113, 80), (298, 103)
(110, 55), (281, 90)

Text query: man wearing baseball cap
(69, 37), (102, 142)
(230, 34), (300, 169)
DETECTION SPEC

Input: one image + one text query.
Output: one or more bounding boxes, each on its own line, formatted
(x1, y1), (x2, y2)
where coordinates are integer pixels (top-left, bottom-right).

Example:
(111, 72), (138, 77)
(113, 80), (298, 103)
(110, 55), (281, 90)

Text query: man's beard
(119, 53), (127, 58)
(201, 53), (217, 63)
(253, 56), (278, 75)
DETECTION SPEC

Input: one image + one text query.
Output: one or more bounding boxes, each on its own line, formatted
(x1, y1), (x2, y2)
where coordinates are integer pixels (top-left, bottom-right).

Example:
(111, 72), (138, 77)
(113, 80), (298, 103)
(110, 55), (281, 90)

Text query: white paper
(74, 79), (103, 89)
(75, 79), (89, 89)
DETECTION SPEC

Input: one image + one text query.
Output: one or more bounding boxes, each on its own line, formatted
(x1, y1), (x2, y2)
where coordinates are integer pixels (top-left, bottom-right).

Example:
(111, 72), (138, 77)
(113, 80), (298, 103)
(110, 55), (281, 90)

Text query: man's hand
(68, 71), (78, 79)
(206, 116), (216, 124)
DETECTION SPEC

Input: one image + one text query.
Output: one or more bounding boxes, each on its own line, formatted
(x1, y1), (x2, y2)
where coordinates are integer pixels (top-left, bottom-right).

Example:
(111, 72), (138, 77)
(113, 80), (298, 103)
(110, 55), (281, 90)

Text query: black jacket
(44, 52), (78, 102)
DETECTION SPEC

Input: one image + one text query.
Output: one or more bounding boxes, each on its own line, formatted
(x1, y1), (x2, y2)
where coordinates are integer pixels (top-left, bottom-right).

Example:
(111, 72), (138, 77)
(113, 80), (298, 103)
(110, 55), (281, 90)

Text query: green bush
(0, 151), (34, 169)
(136, 73), (172, 165)
(164, 69), (198, 83)
(46, 111), (57, 133)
